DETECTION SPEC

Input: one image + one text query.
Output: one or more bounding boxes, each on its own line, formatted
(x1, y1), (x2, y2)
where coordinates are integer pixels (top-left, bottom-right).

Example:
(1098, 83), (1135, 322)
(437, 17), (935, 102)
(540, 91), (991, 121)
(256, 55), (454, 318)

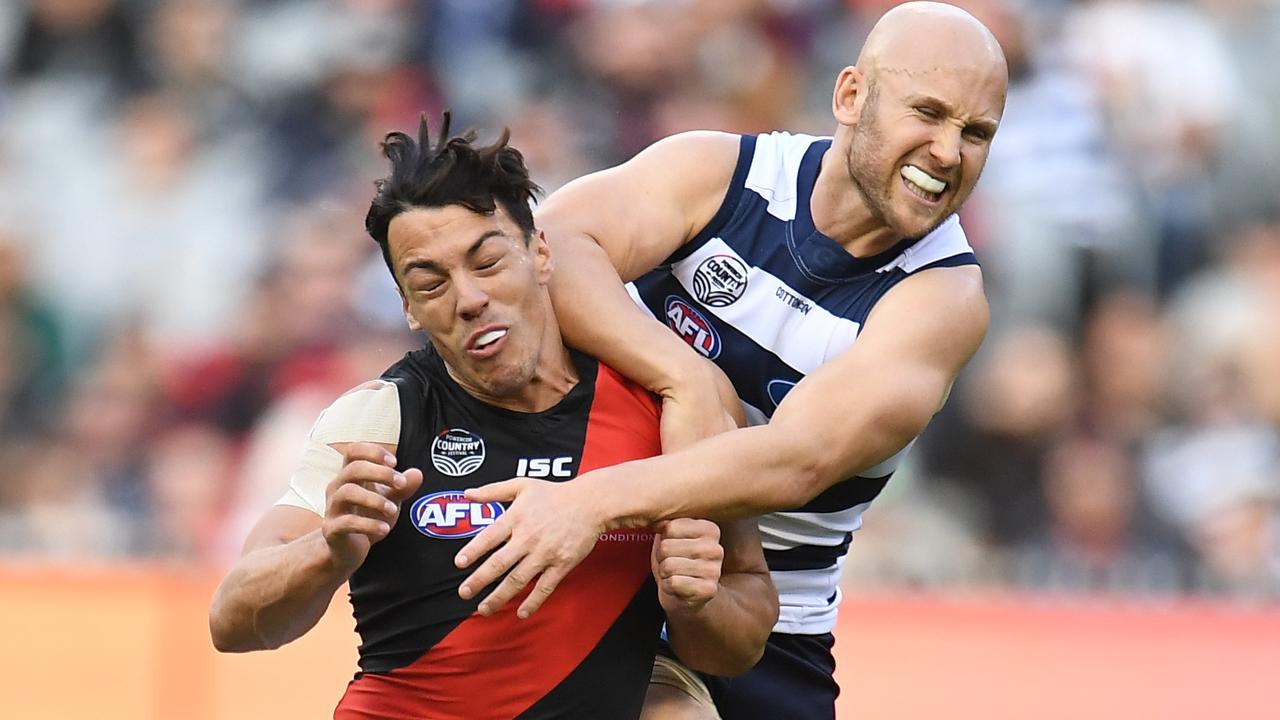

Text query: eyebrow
(908, 94), (999, 133)
(400, 229), (505, 277)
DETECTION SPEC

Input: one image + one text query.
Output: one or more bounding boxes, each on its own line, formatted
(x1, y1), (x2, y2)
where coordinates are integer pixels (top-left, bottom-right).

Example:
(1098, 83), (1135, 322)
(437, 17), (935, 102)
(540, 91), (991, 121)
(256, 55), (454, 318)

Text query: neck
(810, 141), (902, 257)
(515, 330), (578, 413)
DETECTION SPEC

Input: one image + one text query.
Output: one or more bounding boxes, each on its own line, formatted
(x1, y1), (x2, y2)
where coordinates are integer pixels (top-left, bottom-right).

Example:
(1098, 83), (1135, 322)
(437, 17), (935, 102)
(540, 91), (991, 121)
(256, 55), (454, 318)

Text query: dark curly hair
(365, 112), (541, 285)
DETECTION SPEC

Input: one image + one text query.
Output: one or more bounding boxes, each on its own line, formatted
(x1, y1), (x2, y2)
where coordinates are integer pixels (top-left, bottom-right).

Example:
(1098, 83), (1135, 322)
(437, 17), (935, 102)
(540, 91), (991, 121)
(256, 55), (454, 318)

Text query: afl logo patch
(430, 428), (486, 477)
(665, 295), (721, 359)
(693, 253), (749, 307)
(410, 491), (504, 539)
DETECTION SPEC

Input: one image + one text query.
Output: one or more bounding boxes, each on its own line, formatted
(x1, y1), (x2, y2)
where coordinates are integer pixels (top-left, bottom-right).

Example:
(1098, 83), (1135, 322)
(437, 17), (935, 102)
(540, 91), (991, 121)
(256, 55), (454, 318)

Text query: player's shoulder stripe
(744, 131), (828, 222)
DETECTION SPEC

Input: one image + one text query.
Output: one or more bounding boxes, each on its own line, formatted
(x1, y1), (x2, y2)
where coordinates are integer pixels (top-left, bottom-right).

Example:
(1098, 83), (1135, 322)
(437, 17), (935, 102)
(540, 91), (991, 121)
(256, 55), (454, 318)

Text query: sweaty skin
(453, 1), (1008, 626)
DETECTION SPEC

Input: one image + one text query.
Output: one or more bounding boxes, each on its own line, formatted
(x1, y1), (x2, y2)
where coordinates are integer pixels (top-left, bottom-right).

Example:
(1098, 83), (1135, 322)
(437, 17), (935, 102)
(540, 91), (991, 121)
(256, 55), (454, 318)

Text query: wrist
(661, 595), (716, 622)
(315, 531), (363, 582)
(570, 467), (649, 532)
(656, 357), (718, 400)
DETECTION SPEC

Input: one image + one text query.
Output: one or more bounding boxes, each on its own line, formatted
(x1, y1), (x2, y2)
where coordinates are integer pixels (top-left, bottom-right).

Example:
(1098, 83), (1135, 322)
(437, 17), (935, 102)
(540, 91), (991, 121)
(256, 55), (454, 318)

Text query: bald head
(857, 1), (1008, 90)
(822, 2), (1010, 245)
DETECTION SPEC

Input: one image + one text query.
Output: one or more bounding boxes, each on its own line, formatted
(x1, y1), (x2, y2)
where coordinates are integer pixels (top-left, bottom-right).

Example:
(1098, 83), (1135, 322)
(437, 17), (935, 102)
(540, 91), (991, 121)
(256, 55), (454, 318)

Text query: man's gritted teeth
(900, 163), (950, 204)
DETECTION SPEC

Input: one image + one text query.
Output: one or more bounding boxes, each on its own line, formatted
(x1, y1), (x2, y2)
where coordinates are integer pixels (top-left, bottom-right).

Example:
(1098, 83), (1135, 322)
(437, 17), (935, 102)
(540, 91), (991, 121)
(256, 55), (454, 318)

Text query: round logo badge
(692, 254), (749, 307)
(410, 491), (505, 539)
(665, 295), (721, 359)
(430, 428), (486, 477)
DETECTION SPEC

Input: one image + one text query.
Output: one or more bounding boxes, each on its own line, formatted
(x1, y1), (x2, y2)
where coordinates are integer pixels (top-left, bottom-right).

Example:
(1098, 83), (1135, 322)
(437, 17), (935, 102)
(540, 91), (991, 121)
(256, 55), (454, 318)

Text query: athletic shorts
(656, 632), (839, 720)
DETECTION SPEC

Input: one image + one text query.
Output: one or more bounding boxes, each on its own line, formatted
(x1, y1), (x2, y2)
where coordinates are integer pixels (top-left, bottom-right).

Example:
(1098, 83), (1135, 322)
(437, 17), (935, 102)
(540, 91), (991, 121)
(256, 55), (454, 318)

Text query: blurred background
(0, 0), (1277, 717)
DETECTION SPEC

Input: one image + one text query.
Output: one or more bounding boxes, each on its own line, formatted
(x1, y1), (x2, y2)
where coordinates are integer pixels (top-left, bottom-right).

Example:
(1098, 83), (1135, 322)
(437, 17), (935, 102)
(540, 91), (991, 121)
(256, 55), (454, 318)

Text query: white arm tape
(276, 381), (402, 515)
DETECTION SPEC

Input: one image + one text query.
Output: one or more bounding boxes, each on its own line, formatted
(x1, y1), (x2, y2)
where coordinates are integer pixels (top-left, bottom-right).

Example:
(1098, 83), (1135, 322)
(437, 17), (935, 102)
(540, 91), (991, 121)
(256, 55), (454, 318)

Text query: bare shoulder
(544, 130), (739, 205)
(638, 130), (741, 166)
(857, 265), (989, 379)
(869, 265), (988, 337)
(536, 130), (744, 276)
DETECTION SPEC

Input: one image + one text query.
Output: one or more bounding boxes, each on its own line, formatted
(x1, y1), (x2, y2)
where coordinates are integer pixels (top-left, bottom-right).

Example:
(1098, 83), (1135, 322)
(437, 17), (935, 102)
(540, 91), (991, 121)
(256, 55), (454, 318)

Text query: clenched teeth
(901, 165), (946, 194)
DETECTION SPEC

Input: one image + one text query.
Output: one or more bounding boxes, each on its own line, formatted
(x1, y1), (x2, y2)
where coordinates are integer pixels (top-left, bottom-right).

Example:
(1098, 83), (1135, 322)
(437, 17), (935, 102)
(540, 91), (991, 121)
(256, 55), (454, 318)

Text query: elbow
(709, 634), (769, 677)
(685, 620), (771, 676)
(208, 614), (242, 654)
(209, 592), (268, 654)
(209, 615), (273, 654)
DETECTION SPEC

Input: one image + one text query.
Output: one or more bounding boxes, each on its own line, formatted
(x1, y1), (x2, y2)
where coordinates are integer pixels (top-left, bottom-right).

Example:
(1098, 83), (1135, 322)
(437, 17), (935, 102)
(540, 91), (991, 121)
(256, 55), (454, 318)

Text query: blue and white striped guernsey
(627, 131), (978, 635)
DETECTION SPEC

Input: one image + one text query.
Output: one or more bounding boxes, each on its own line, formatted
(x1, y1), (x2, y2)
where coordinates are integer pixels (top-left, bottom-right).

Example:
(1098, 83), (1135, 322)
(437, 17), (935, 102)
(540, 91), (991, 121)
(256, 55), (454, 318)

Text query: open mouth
(900, 164), (947, 204)
(467, 327), (508, 358)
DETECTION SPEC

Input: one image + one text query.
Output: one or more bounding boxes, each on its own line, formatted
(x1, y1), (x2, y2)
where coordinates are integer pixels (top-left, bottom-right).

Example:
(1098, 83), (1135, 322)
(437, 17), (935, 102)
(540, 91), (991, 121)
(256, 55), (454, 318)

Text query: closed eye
(914, 105), (942, 120)
(964, 126), (993, 143)
(475, 256), (504, 272)
(415, 279), (447, 296)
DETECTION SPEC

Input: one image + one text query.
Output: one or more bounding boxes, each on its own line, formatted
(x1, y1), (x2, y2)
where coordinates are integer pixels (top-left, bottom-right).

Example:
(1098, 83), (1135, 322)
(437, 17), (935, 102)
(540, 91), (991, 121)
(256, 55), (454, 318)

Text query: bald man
(451, 3), (1009, 718)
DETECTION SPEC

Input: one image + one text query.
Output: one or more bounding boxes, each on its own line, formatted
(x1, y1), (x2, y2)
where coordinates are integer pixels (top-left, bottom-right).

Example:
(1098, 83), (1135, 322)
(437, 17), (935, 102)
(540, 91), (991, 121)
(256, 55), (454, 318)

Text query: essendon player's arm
(210, 383), (420, 652)
(658, 518), (777, 677)
(537, 131), (745, 448)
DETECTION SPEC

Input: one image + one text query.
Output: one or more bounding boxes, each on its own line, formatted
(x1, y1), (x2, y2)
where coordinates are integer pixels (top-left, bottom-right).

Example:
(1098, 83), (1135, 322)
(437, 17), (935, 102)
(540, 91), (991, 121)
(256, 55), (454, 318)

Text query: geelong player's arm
(588, 266), (988, 517)
(590, 266), (990, 520)
(458, 269), (988, 616)
(661, 518), (777, 677)
(209, 382), (419, 652)
(536, 131), (746, 444)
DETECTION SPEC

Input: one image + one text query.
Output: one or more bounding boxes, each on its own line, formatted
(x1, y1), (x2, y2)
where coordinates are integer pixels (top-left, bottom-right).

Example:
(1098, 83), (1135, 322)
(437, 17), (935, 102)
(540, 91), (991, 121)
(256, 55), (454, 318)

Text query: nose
(454, 275), (489, 321)
(929, 124), (962, 170)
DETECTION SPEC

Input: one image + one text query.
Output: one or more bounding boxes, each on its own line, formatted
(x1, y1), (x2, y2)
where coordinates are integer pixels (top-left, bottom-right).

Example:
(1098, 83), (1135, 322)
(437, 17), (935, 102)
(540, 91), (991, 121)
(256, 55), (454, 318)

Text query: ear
(832, 66), (866, 127)
(530, 229), (553, 284)
(401, 293), (422, 332)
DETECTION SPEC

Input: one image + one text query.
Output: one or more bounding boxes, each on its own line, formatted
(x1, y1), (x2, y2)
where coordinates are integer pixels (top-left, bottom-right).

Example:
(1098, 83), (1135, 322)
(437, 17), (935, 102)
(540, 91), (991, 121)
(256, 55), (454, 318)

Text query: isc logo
(664, 295), (721, 359)
(410, 491), (505, 539)
(516, 456), (573, 478)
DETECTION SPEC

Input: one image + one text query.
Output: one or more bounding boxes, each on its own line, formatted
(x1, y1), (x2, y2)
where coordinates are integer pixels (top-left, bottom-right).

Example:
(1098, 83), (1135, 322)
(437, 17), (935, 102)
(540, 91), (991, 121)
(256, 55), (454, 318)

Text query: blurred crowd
(0, 0), (1277, 601)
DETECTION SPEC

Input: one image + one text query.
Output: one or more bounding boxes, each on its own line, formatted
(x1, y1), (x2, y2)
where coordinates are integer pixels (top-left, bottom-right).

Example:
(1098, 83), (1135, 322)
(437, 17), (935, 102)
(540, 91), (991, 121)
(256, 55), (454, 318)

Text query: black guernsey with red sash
(334, 346), (663, 719)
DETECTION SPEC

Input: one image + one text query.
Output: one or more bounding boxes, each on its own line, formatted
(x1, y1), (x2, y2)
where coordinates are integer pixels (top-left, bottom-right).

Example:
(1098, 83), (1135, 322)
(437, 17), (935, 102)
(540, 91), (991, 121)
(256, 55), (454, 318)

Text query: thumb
(465, 478), (524, 503)
(391, 468), (424, 501)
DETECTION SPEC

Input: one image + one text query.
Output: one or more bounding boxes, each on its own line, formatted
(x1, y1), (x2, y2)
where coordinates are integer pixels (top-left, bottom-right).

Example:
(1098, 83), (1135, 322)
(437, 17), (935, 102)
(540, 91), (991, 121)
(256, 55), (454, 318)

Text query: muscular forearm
(665, 571), (777, 676)
(584, 398), (919, 525)
(209, 530), (350, 653)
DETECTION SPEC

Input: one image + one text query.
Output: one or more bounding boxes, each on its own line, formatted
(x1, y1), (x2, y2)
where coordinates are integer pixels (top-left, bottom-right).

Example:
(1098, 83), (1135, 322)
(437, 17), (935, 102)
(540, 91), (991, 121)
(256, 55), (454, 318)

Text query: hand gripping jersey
(294, 347), (665, 719)
(629, 132), (978, 635)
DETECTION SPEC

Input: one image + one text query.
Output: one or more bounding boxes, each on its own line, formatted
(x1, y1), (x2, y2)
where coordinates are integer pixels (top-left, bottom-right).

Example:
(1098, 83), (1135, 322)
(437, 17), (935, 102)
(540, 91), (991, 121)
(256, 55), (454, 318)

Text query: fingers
(660, 518), (720, 542)
(388, 467), (424, 502)
(343, 442), (396, 468)
(476, 554), (546, 617)
(464, 478), (523, 504)
(654, 537), (724, 563)
(517, 566), (568, 620)
(329, 459), (398, 497)
(455, 516), (512, 570)
(654, 556), (721, 582)
(459, 538), (523, 602)
(324, 513), (392, 541)
(460, 538), (524, 604)
(659, 574), (718, 605)
(327, 482), (399, 524)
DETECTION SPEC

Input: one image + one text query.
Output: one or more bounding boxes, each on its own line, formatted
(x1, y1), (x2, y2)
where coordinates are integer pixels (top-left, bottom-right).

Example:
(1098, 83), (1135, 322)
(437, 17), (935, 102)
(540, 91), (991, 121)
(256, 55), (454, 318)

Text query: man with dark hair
(450, 3), (1010, 719)
(208, 114), (777, 719)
